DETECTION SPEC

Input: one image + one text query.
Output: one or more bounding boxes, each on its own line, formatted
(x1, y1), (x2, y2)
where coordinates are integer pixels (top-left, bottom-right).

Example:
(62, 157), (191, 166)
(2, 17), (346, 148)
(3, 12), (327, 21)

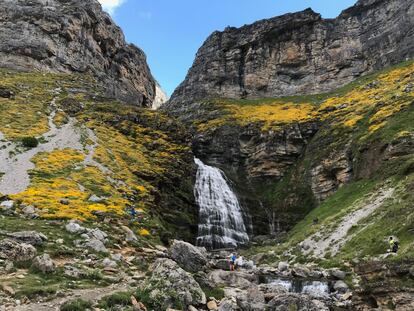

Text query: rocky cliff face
(0, 0), (156, 106)
(168, 0), (414, 106)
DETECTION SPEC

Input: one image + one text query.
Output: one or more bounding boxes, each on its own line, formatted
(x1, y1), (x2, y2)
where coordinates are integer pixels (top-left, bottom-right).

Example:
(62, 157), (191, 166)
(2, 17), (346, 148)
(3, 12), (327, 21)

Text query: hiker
(128, 206), (137, 219)
(235, 256), (244, 270)
(388, 236), (399, 253)
(229, 253), (237, 271)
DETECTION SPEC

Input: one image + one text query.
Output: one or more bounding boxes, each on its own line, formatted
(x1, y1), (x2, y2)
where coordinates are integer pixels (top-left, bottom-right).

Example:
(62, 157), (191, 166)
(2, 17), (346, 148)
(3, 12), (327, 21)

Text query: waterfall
(194, 158), (249, 249)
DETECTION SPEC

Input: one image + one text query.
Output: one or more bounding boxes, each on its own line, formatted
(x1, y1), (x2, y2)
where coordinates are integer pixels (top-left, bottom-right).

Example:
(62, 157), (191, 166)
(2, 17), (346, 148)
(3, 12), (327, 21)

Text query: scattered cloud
(98, 0), (125, 15)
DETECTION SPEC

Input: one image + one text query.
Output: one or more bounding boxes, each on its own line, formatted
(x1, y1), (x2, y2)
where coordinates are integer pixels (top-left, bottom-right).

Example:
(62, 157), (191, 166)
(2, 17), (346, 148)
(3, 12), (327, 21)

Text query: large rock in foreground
(169, 240), (208, 273)
(168, 0), (414, 106)
(144, 258), (206, 307)
(0, 0), (155, 106)
(0, 238), (37, 262)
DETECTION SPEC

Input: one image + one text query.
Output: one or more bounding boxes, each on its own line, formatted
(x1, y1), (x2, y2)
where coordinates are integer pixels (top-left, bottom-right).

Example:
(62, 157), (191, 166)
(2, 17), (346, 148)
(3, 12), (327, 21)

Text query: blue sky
(99, 0), (357, 96)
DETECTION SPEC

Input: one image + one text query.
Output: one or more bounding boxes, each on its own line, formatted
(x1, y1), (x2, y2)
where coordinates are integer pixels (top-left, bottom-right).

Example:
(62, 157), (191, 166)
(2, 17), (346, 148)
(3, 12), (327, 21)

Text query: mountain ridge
(0, 0), (156, 106)
(167, 0), (414, 107)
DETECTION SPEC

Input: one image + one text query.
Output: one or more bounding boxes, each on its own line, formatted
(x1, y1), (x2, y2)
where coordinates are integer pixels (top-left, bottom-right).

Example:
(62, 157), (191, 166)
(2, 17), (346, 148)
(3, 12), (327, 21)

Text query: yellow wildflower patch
(138, 228), (150, 236)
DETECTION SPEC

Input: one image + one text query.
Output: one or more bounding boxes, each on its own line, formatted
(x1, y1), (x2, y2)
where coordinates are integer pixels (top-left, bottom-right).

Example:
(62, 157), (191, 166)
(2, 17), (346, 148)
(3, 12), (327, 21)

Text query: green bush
(21, 136), (39, 148)
(203, 286), (225, 300)
(98, 291), (132, 308)
(60, 298), (92, 311)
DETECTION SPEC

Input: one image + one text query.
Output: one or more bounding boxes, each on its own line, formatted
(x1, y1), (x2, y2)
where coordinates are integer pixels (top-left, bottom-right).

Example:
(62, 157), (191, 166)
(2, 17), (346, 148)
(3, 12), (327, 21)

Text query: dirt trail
(302, 187), (395, 258)
(0, 98), (117, 195)
(0, 99), (84, 195)
(11, 282), (133, 311)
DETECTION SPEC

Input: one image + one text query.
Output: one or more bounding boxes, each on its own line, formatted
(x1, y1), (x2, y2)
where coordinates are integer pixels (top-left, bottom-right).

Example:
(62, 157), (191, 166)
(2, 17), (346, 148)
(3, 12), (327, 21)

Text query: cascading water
(194, 158), (249, 249)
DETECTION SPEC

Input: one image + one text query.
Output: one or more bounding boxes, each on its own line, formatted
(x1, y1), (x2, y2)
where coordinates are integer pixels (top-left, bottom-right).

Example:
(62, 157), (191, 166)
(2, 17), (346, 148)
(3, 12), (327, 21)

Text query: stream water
(194, 158), (249, 249)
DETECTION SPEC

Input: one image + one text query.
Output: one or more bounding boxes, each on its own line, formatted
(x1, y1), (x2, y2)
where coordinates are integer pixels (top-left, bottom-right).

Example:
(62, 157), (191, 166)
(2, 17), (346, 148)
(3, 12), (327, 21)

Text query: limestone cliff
(168, 0), (414, 106)
(0, 0), (156, 106)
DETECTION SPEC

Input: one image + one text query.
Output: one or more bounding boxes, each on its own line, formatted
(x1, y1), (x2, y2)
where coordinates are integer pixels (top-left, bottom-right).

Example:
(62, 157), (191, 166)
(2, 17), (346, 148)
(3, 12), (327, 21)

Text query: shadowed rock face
(168, 0), (414, 106)
(0, 0), (155, 106)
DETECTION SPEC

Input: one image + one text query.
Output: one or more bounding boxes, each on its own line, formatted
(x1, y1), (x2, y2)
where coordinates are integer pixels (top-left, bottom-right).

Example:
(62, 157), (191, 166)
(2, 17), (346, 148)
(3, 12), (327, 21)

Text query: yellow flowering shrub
(139, 228), (150, 236)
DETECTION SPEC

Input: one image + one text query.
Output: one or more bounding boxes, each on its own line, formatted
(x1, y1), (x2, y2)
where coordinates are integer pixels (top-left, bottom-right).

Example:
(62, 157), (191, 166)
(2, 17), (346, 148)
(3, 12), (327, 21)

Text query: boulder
(85, 228), (107, 242)
(6, 231), (47, 246)
(268, 293), (329, 311)
(213, 259), (231, 271)
(330, 268), (346, 280)
(65, 221), (85, 234)
(88, 195), (105, 203)
(144, 258), (206, 307)
(0, 200), (14, 210)
(0, 239), (36, 262)
(207, 300), (218, 310)
(237, 287), (266, 311)
(121, 225), (138, 242)
(64, 266), (83, 279)
(102, 258), (117, 268)
(169, 240), (207, 273)
(85, 239), (108, 253)
(333, 280), (349, 293)
(218, 299), (238, 311)
(21, 205), (36, 215)
(208, 270), (257, 289)
(409, 266), (414, 278)
(278, 261), (289, 272)
(32, 254), (55, 273)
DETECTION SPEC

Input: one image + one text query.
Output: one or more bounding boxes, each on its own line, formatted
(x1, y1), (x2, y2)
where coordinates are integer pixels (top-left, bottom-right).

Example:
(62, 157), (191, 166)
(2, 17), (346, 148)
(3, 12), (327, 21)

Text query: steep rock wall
(168, 0), (414, 106)
(0, 0), (156, 106)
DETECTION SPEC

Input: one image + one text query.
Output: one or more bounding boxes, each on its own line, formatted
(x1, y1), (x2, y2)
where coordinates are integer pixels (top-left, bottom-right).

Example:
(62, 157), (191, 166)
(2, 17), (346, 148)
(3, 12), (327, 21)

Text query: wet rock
(0, 239), (36, 262)
(169, 240), (207, 273)
(32, 254), (55, 273)
(6, 231), (47, 246)
(144, 258), (206, 307)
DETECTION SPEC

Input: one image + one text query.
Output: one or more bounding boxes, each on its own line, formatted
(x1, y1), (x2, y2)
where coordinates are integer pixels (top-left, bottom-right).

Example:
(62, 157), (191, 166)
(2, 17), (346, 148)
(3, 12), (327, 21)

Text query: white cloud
(98, 0), (125, 15)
